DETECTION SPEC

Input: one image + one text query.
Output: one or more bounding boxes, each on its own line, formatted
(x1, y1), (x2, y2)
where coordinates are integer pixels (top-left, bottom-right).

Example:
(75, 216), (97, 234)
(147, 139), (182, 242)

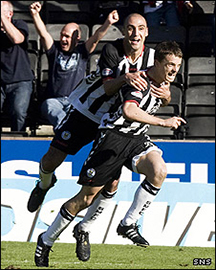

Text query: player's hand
(163, 116), (186, 130)
(29, 2), (42, 15)
(107, 10), (119, 25)
(151, 82), (171, 105)
(125, 71), (148, 91)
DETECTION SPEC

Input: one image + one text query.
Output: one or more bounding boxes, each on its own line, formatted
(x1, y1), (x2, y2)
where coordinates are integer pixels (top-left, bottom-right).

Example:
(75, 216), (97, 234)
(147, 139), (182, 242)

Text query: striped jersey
(99, 74), (163, 137)
(68, 38), (155, 124)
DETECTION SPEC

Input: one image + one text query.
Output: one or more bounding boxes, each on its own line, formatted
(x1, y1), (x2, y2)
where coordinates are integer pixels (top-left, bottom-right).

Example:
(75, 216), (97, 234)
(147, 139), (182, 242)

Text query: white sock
(121, 179), (160, 226)
(42, 205), (74, 246)
(79, 190), (116, 232)
(39, 160), (54, 190)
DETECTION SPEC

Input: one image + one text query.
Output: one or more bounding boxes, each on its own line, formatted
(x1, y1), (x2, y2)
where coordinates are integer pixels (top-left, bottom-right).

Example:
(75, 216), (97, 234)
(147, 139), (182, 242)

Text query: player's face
(124, 15), (148, 52)
(60, 25), (79, 52)
(156, 54), (182, 83)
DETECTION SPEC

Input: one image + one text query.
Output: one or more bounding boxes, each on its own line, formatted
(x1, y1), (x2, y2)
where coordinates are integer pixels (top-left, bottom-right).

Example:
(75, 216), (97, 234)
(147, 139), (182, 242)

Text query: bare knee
(151, 163), (167, 187)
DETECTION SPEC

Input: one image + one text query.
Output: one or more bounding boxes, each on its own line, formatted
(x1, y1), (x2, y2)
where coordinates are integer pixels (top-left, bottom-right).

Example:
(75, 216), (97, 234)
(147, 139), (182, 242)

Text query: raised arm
(1, 1), (24, 44)
(85, 10), (119, 54)
(29, 1), (53, 50)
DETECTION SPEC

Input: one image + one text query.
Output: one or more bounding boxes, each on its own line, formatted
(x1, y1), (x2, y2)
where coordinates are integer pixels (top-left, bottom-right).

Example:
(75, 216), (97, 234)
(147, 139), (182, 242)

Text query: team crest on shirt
(131, 91), (143, 99)
(87, 168), (96, 178)
(102, 68), (113, 76)
(61, 131), (71, 140)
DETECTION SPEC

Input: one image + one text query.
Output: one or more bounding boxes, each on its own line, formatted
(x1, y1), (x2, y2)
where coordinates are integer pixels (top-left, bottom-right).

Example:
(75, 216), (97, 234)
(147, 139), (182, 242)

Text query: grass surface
(1, 241), (215, 269)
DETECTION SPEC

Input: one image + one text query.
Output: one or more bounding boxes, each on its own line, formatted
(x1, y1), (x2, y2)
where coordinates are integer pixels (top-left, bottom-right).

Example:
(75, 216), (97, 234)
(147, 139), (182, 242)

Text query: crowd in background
(1, 1), (215, 137)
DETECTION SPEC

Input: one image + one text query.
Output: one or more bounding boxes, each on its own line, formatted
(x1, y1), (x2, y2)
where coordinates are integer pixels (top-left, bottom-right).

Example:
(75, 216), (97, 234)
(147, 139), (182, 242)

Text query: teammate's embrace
(32, 40), (186, 266)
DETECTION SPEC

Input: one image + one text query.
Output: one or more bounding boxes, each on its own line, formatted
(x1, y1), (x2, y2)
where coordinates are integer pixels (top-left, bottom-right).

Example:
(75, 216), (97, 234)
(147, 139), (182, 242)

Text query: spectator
(142, 1), (193, 26)
(29, 2), (119, 131)
(1, 1), (34, 132)
(93, 1), (141, 25)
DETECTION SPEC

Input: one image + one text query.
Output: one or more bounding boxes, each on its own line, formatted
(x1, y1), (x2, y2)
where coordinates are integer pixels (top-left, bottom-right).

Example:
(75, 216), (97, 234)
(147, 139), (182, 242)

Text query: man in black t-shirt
(29, 1), (119, 130)
(1, 1), (34, 132)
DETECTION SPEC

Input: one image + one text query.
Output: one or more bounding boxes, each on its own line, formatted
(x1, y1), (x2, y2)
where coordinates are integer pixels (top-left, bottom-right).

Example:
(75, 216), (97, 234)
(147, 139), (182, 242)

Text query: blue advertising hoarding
(1, 138), (215, 247)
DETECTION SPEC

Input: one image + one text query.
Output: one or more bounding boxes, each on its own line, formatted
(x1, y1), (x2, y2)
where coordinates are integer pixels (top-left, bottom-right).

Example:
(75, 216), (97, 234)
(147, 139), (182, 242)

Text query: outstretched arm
(29, 1), (53, 50)
(123, 102), (186, 129)
(85, 10), (119, 54)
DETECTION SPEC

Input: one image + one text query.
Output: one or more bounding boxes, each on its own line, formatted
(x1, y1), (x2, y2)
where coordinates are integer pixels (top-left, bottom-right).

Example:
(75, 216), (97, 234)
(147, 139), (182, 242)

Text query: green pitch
(1, 241), (215, 269)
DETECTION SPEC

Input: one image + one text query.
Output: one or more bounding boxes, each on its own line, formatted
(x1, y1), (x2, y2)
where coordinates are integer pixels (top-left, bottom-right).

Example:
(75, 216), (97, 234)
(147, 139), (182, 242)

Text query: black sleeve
(13, 19), (29, 49)
(98, 42), (120, 80)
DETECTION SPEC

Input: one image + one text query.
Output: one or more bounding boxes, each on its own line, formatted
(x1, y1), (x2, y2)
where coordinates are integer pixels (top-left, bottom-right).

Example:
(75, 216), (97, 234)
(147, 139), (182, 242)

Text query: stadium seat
(44, 1), (94, 25)
(187, 26), (214, 57)
(145, 26), (187, 54)
(186, 57), (215, 87)
(147, 84), (183, 140)
(37, 53), (49, 103)
(173, 58), (185, 90)
(88, 53), (101, 74)
(11, 1), (36, 23)
(147, 117), (177, 140)
(27, 23), (40, 53)
(187, 1), (215, 27)
(28, 50), (39, 95)
(46, 23), (89, 43)
(94, 1), (141, 25)
(183, 85), (215, 140)
(91, 24), (124, 53)
(92, 24), (123, 41)
(183, 116), (215, 140)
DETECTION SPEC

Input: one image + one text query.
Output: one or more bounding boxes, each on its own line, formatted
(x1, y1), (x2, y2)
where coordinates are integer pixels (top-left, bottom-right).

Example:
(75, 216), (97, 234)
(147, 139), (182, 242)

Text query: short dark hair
(154, 41), (183, 62)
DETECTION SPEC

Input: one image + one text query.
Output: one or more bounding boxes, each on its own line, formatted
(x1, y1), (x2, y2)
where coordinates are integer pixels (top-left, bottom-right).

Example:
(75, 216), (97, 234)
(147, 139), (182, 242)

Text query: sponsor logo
(131, 91), (143, 99)
(61, 131), (71, 140)
(102, 68), (113, 76)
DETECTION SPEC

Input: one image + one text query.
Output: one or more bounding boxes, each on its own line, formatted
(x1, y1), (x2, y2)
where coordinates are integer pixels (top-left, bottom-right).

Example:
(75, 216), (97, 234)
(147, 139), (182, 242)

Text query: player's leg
(117, 145), (167, 246)
(35, 185), (103, 266)
(27, 145), (66, 211)
(78, 179), (119, 232)
(27, 146), (66, 213)
(27, 108), (99, 213)
(73, 130), (126, 261)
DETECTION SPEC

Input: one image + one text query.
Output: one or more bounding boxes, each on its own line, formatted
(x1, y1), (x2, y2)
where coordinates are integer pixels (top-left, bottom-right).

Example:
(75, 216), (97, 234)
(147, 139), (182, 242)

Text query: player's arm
(29, 1), (53, 50)
(104, 71), (148, 96)
(150, 82), (171, 106)
(85, 10), (119, 54)
(1, 5), (24, 44)
(123, 102), (186, 129)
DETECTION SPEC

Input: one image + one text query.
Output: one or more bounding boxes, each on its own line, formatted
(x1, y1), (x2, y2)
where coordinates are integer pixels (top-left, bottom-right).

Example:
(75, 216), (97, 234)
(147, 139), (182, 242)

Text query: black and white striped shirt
(99, 75), (163, 137)
(68, 38), (155, 124)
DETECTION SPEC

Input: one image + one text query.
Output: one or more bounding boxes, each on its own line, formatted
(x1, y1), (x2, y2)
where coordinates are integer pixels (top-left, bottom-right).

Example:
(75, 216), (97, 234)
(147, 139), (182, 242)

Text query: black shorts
(78, 129), (162, 187)
(51, 107), (99, 155)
